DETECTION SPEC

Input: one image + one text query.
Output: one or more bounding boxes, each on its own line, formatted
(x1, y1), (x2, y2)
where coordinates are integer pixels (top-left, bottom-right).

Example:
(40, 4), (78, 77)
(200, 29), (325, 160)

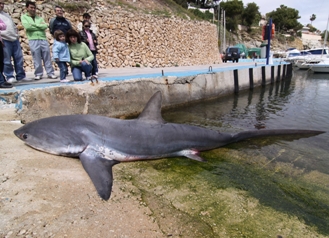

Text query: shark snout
(13, 129), (20, 138)
(13, 128), (26, 140)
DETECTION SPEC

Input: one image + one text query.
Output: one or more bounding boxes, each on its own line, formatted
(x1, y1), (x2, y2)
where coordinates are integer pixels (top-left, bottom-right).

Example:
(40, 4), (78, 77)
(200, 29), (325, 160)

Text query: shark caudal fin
(138, 91), (165, 124)
(79, 148), (120, 200)
(231, 129), (325, 144)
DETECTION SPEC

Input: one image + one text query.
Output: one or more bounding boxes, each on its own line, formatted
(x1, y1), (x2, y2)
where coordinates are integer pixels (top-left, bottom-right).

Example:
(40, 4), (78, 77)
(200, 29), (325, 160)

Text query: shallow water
(163, 70), (329, 173)
(124, 69), (329, 237)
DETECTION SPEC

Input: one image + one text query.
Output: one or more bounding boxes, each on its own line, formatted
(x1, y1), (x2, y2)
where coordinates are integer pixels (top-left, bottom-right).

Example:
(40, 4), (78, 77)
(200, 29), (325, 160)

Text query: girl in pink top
(79, 20), (98, 79)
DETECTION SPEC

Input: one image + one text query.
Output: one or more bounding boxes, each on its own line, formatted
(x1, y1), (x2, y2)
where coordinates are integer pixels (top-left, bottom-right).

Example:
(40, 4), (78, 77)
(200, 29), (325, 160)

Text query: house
(299, 26), (322, 49)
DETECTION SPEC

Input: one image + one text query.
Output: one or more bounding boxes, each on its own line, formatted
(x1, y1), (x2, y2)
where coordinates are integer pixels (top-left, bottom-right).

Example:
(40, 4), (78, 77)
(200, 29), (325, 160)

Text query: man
(0, 17), (12, 88)
(21, 1), (57, 80)
(49, 6), (72, 36)
(77, 13), (98, 36)
(0, 0), (30, 83)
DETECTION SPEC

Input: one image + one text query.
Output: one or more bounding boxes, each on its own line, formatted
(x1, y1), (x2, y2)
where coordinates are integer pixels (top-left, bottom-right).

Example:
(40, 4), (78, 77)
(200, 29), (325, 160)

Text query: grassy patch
(117, 146), (329, 237)
(50, 0), (91, 12)
(113, 0), (139, 11)
(148, 9), (172, 18)
(106, 0), (208, 21)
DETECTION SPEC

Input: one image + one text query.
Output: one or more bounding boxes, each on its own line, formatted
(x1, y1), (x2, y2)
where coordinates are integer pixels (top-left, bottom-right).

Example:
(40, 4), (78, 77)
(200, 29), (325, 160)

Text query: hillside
(237, 29), (304, 53)
(105, 0), (188, 16)
(111, 0), (303, 53)
(110, 0), (174, 10)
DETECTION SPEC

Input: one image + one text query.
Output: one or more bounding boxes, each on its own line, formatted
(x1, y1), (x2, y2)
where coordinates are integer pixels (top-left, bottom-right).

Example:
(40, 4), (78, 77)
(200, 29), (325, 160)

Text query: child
(52, 30), (70, 83)
(79, 20), (98, 79)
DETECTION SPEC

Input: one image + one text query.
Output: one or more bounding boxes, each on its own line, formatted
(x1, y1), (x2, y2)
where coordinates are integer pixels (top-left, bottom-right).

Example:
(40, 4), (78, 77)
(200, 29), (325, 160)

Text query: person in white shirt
(0, 0), (31, 83)
(0, 17), (11, 88)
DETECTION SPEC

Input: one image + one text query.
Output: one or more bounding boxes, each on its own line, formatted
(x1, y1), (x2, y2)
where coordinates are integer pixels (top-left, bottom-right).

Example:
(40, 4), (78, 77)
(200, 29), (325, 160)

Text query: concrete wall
(301, 33), (321, 41)
(16, 64), (289, 123)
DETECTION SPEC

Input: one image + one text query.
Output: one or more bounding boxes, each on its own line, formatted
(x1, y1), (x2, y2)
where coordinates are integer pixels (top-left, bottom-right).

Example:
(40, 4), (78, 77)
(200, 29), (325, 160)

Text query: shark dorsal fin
(138, 91), (165, 124)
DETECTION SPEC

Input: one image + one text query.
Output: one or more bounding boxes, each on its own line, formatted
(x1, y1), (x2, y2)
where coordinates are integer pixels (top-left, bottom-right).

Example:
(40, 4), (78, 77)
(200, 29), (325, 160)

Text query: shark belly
(91, 143), (188, 162)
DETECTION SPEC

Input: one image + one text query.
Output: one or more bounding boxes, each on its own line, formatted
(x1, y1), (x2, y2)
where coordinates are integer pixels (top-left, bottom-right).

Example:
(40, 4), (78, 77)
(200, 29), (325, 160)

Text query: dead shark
(14, 91), (325, 200)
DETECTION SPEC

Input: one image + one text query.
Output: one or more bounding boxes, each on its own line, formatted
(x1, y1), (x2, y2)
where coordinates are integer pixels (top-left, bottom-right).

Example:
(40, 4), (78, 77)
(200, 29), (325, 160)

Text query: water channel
(124, 69), (329, 237)
(164, 69), (329, 173)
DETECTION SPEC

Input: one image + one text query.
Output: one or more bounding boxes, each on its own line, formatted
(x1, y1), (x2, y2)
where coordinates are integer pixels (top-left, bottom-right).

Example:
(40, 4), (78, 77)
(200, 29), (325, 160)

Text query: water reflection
(163, 69), (329, 173)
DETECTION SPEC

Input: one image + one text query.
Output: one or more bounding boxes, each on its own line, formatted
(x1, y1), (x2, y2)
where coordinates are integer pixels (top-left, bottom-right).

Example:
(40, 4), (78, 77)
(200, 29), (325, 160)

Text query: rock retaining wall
(4, 1), (220, 71)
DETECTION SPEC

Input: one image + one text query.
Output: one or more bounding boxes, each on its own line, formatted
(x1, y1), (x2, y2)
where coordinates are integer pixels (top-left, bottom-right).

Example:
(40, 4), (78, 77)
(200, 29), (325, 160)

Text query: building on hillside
(299, 26), (322, 49)
(258, 16), (267, 27)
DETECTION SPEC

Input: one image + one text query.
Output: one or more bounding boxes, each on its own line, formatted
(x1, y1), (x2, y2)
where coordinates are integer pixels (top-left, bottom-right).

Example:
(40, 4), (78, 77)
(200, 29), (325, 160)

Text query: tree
(242, 2), (261, 29)
(306, 23), (317, 33)
(188, 8), (213, 21)
(220, 0), (244, 31)
(267, 5), (303, 33)
(310, 14), (316, 26)
(188, 0), (207, 8)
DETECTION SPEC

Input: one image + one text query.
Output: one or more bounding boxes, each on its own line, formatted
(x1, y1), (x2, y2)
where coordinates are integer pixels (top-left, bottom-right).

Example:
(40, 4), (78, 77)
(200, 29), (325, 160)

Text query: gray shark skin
(14, 91), (325, 200)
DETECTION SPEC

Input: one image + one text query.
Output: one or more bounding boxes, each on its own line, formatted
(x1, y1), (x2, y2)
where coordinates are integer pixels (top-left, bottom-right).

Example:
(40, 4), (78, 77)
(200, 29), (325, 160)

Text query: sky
(243, 0), (329, 32)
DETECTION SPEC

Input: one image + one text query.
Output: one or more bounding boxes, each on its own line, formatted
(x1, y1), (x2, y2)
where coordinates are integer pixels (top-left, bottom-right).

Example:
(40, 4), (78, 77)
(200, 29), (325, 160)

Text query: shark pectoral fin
(186, 154), (207, 162)
(79, 151), (120, 201)
(180, 149), (206, 162)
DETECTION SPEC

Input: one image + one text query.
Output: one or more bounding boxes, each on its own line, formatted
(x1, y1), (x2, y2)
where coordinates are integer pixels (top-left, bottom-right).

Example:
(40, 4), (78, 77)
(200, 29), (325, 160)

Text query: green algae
(118, 146), (329, 237)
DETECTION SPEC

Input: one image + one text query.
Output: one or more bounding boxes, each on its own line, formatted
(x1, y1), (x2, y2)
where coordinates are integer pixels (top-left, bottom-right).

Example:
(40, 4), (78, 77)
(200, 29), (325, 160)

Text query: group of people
(0, 1), (99, 88)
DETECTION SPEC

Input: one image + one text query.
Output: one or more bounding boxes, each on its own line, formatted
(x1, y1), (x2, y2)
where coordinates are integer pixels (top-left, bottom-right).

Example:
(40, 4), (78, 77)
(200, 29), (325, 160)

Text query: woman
(66, 29), (94, 81)
(0, 18), (12, 88)
(79, 20), (98, 79)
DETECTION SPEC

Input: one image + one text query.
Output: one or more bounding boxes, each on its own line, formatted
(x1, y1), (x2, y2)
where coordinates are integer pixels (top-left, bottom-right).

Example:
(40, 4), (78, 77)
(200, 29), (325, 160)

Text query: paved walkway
(0, 59), (283, 94)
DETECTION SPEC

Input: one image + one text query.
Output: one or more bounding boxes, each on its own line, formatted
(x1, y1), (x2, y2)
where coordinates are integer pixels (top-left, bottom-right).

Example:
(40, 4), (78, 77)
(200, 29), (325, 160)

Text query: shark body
(14, 91), (324, 200)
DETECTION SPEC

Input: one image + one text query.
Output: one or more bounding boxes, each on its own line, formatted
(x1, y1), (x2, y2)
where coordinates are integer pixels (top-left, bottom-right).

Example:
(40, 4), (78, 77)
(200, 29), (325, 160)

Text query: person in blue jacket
(52, 30), (70, 83)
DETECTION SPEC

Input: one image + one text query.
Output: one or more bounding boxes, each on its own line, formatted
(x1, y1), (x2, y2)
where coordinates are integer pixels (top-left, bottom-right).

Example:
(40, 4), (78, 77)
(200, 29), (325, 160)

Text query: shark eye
(22, 133), (28, 139)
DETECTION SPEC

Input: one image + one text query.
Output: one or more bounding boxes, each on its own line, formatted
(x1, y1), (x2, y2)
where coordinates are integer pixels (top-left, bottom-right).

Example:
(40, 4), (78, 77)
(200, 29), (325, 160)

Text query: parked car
(223, 47), (241, 63)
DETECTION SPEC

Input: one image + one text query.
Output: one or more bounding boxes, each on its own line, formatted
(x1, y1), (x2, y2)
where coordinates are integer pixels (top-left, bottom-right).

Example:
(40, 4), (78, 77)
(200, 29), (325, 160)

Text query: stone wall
(4, 1), (220, 71)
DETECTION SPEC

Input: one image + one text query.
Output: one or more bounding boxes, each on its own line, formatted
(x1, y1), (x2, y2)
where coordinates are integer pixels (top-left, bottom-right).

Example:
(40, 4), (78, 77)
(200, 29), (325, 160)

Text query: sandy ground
(0, 107), (165, 238)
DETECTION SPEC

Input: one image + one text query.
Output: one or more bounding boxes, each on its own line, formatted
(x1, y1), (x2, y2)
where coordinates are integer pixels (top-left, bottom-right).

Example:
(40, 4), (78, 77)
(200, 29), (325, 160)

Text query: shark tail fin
(231, 129), (325, 144)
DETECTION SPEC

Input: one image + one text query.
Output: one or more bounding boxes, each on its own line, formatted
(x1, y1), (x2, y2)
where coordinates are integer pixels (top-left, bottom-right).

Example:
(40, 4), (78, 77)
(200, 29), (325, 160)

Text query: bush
(54, 1), (91, 11)
(188, 9), (213, 21)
